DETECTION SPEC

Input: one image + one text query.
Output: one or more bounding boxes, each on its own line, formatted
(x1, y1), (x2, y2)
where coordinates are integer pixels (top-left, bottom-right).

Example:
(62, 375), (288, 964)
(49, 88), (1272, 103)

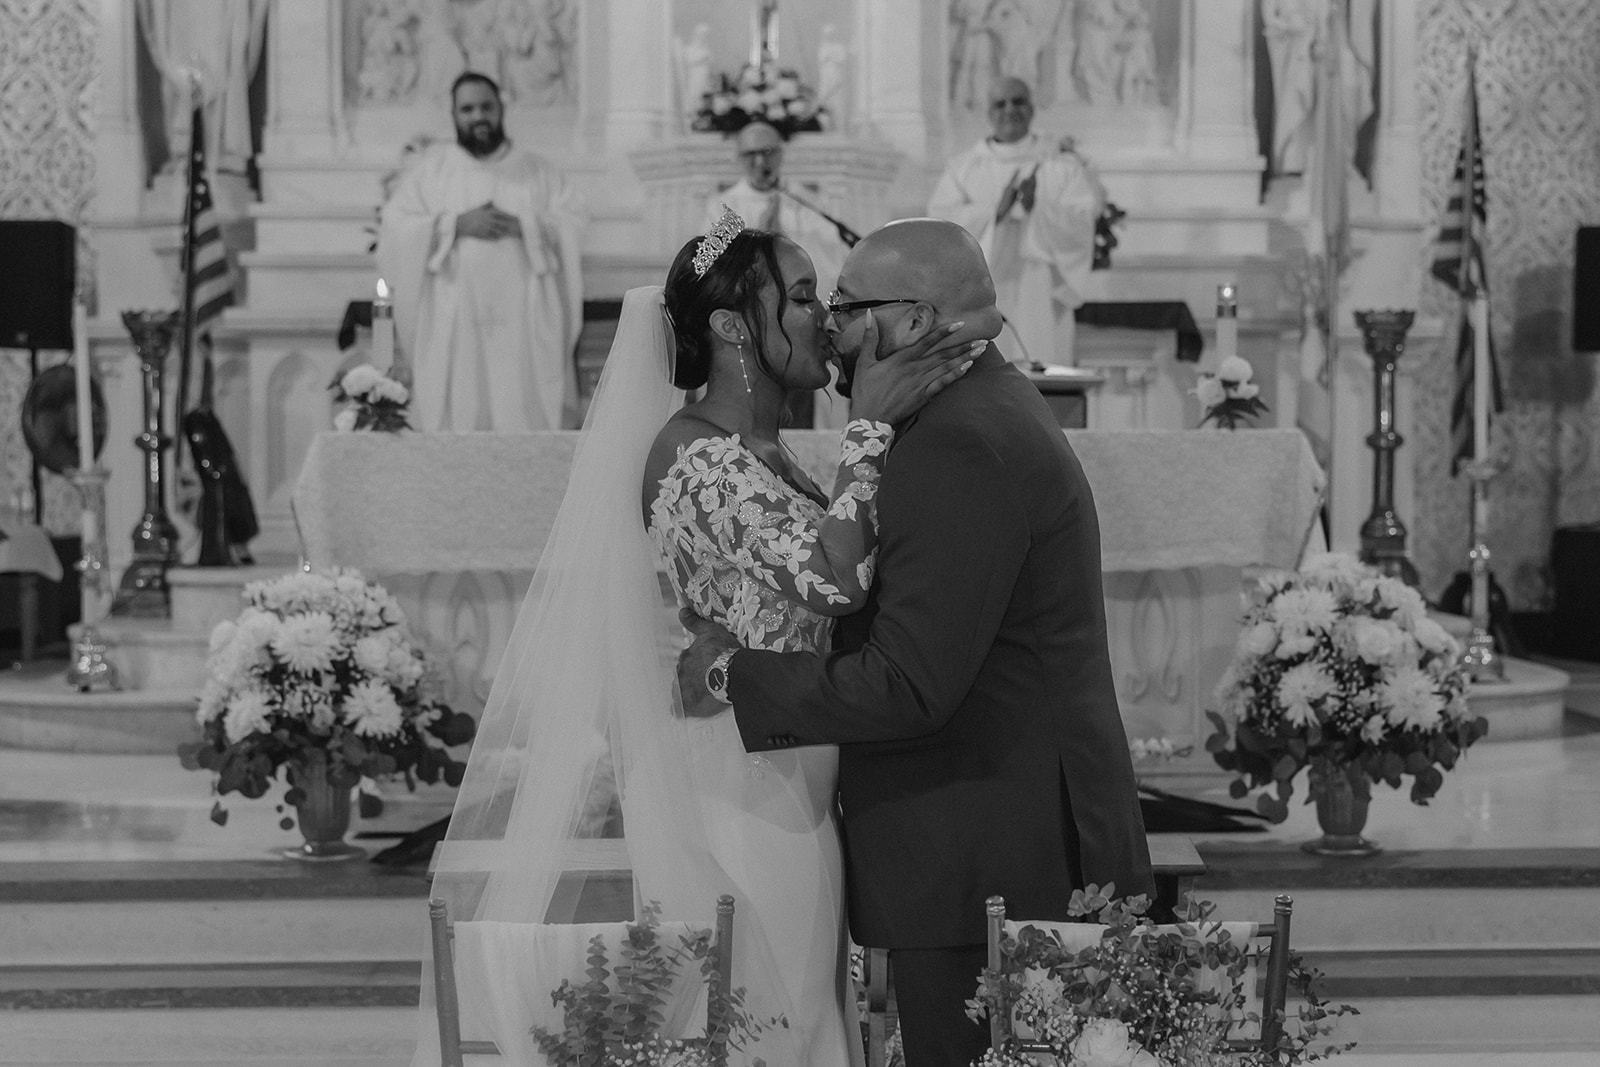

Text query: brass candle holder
(67, 465), (119, 692)
(1353, 309), (1420, 587)
(112, 310), (182, 617)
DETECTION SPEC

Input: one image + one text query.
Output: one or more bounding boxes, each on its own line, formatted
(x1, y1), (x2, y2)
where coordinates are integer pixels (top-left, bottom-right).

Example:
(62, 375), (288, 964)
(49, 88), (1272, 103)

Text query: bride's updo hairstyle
(663, 226), (796, 390)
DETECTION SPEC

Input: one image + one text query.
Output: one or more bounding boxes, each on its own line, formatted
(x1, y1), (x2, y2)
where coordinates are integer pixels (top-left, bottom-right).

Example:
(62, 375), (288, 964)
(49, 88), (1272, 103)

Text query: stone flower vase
(1303, 759), (1382, 857)
(282, 749), (365, 861)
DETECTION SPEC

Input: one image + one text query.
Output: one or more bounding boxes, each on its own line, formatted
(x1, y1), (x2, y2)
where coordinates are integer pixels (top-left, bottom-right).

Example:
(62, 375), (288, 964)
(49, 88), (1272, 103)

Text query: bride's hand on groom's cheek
(676, 609), (739, 719)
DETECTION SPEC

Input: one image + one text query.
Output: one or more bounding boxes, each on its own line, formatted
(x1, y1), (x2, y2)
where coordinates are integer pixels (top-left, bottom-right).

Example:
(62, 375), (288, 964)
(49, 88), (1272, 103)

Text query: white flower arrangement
(330, 362), (411, 433)
(1194, 355), (1268, 430)
(1206, 553), (1487, 821)
(691, 60), (825, 138)
(179, 567), (474, 826)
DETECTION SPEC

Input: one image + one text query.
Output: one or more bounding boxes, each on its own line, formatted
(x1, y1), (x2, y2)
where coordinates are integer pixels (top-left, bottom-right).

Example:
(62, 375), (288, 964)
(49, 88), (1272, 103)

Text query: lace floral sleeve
(650, 419), (893, 616)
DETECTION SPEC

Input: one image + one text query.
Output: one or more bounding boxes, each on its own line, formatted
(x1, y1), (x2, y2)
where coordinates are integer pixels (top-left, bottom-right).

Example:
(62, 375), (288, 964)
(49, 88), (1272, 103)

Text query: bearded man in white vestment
(378, 72), (583, 432)
(705, 121), (854, 425)
(928, 77), (1103, 368)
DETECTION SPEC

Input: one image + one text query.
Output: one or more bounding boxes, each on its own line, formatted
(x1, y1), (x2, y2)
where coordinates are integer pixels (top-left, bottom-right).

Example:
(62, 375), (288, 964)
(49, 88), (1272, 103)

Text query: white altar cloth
(293, 428), (1324, 576)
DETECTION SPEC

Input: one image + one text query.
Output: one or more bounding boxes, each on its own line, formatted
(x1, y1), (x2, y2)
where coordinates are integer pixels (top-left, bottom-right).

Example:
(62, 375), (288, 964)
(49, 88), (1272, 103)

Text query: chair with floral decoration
(979, 892), (1298, 1066)
(428, 893), (739, 1067)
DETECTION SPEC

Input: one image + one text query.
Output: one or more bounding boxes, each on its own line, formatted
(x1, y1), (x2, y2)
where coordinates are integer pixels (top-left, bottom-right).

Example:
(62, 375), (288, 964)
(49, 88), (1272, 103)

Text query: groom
(679, 218), (1153, 1067)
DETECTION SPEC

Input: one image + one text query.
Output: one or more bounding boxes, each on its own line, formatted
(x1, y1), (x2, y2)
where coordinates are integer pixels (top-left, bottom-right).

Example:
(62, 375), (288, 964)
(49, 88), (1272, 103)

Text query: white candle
(373, 278), (395, 370)
(1215, 283), (1238, 369)
(1472, 295), (1490, 463)
(73, 301), (94, 473)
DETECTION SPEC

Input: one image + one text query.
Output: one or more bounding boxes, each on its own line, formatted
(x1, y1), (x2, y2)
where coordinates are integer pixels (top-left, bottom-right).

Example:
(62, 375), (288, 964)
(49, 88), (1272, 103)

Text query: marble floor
(0, 658), (1596, 864)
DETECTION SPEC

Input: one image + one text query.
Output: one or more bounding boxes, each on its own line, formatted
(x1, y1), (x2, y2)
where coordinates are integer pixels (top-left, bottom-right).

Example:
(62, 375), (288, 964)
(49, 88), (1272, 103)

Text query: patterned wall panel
(0, 0), (98, 533)
(1413, 0), (1600, 610)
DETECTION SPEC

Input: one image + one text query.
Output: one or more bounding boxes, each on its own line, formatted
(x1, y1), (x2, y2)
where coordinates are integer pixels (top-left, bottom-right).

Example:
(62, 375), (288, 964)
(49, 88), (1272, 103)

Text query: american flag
(1429, 54), (1502, 477)
(183, 104), (234, 338)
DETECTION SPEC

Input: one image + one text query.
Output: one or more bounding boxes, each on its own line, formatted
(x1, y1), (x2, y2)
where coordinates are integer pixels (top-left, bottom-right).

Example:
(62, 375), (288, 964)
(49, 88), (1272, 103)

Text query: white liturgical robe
(928, 134), (1102, 367)
(377, 143), (583, 432)
(706, 179), (854, 426)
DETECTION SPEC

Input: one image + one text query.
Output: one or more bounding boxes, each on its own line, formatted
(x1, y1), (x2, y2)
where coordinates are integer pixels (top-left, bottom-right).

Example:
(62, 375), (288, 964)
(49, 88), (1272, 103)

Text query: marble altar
(294, 428), (1324, 773)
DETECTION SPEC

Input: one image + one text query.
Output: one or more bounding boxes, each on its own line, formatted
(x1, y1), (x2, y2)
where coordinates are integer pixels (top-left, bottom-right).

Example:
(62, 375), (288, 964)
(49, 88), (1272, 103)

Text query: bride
(414, 208), (979, 1066)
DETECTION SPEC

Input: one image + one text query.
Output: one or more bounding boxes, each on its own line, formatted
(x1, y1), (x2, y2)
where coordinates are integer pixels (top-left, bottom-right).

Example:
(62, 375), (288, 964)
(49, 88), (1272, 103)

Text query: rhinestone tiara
(692, 204), (746, 278)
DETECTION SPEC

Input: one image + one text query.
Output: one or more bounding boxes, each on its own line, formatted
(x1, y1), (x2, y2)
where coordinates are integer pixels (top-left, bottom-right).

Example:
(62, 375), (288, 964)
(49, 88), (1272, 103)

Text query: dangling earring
(736, 342), (752, 394)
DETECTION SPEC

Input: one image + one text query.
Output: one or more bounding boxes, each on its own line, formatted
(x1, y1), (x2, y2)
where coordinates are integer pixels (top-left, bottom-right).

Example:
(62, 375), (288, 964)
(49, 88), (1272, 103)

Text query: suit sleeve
(728, 424), (1030, 749)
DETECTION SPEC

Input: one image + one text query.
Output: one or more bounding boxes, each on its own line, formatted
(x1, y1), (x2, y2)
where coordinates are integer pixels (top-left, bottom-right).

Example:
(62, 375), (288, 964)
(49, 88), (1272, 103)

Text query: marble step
(0, 676), (197, 754)
(167, 565), (288, 634)
(70, 618), (208, 693)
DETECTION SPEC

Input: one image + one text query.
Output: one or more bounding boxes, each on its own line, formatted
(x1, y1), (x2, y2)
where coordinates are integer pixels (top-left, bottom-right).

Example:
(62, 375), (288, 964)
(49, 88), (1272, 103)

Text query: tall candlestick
(373, 278), (395, 371)
(1215, 283), (1238, 369)
(73, 301), (94, 473)
(1471, 295), (1490, 462)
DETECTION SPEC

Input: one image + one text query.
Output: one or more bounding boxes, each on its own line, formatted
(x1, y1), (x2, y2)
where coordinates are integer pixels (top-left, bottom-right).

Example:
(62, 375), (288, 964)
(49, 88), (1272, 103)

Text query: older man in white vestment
(705, 121), (856, 425)
(928, 77), (1103, 367)
(378, 72), (583, 432)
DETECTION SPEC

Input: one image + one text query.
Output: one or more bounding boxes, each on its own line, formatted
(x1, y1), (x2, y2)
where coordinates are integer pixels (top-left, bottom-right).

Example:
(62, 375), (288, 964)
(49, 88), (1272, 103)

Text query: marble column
(92, 0), (141, 222)
(1374, 0), (1422, 219)
(263, 0), (344, 158)
(604, 0), (671, 152)
(853, 0), (925, 158)
(1186, 0), (1257, 159)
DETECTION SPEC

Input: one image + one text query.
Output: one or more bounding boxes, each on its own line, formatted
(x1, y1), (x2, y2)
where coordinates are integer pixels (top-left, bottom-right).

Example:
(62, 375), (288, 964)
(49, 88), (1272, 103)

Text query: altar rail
(294, 429), (1322, 773)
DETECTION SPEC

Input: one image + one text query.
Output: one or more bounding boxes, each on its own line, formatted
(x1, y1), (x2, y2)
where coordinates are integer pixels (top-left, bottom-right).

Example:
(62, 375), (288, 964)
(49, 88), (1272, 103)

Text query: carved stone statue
(1263, 0), (1319, 174)
(1116, 0), (1157, 107)
(816, 22), (849, 123)
(676, 22), (714, 121)
(985, 0), (1044, 91)
(949, 0), (996, 110)
(1075, 0), (1123, 106)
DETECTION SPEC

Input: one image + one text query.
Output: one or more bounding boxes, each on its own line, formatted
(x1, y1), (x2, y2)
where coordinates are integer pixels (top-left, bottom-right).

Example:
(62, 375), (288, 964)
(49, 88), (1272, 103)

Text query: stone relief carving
(948, 0), (1165, 110)
(355, 0), (577, 107)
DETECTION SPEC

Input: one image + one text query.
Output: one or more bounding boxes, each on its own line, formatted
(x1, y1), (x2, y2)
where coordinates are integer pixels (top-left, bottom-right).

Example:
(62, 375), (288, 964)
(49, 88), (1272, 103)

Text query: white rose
(332, 407), (358, 433)
(340, 364), (383, 397)
(1346, 616), (1402, 665)
(1070, 1018), (1146, 1067)
(737, 90), (762, 112)
(1230, 381), (1260, 400)
(353, 634), (392, 675)
(370, 377), (409, 404)
(1195, 376), (1226, 407)
(776, 77), (800, 97)
(1413, 616), (1457, 656)
(710, 95), (732, 115)
(1217, 355), (1254, 383)
(1241, 621), (1279, 658)
(765, 104), (786, 121)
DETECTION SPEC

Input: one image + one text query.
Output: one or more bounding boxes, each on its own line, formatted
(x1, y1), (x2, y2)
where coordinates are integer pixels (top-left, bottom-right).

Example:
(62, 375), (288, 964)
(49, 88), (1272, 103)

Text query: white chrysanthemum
(1380, 665), (1446, 730)
(270, 611), (339, 674)
(196, 679), (228, 724)
(1274, 632), (1318, 660)
(1345, 615), (1404, 665)
(1413, 616), (1458, 657)
(369, 377), (408, 404)
(1239, 620), (1279, 658)
(1194, 376), (1226, 407)
(1270, 586), (1339, 634)
(1277, 662), (1334, 726)
(346, 678), (404, 737)
(341, 363), (383, 397)
(332, 407), (358, 433)
(222, 689), (275, 744)
(1300, 552), (1371, 585)
(386, 646), (425, 687)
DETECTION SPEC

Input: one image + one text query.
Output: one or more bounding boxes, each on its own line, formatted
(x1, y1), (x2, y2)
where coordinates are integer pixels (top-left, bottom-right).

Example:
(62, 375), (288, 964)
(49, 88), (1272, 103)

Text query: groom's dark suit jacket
(729, 346), (1154, 949)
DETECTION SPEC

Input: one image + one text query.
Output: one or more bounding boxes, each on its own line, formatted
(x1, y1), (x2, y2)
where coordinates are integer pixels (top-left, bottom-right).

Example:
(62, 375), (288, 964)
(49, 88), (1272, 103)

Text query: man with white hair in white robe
(928, 77), (1103, 368)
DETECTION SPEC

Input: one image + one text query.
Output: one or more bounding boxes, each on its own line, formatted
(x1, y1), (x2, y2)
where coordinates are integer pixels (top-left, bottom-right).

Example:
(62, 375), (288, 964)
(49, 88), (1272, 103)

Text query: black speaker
(1551, 524), (1600, 661)
(0, 219), (75, 350)
(1575, 226), (1600, 352)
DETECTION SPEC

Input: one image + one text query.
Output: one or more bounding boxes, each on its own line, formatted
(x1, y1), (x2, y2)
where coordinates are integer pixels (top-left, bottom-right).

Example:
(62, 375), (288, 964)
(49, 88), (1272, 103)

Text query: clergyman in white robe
(928, 132), (1102, 368)
(377, 142), (583, 431)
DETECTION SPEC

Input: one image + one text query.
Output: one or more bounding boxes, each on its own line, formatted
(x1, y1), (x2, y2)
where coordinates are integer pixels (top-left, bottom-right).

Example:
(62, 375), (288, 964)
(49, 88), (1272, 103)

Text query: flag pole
(176, 72), (202, 475)
(1457, 47), (1504, 683)
(1318, 0), (1347, 540)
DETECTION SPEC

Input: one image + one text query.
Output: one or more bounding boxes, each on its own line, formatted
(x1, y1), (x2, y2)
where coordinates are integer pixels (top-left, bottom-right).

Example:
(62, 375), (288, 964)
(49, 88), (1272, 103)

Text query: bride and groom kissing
(420, 211), (1153, 1067)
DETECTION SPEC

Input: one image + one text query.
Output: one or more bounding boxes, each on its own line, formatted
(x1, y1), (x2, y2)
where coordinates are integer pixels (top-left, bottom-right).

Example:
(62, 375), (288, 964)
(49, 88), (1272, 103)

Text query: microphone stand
(778, 185), (861, 247)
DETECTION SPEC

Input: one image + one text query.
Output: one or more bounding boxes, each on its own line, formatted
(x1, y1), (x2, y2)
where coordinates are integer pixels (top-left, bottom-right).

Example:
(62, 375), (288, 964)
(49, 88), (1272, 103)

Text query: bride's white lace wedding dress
(647, 422), (892, 1067)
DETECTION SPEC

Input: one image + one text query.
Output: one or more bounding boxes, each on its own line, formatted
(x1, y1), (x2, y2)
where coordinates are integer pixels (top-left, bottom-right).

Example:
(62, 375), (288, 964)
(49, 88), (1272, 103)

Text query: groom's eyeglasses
(823, 293), (922, 318)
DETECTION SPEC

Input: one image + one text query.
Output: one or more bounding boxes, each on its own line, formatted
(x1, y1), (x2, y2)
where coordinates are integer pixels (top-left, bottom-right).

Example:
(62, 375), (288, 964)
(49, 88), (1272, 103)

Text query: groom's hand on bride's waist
(676, 609), (740, 719)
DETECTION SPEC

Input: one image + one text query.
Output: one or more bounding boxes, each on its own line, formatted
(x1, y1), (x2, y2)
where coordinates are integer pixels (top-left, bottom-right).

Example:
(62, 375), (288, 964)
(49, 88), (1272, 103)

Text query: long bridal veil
(411, 286), (802, 1066)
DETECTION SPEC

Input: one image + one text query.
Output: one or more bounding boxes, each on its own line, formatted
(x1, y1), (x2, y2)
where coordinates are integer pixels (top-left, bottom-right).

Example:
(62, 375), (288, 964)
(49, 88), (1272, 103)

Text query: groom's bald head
(845, 218), (1002, 336)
